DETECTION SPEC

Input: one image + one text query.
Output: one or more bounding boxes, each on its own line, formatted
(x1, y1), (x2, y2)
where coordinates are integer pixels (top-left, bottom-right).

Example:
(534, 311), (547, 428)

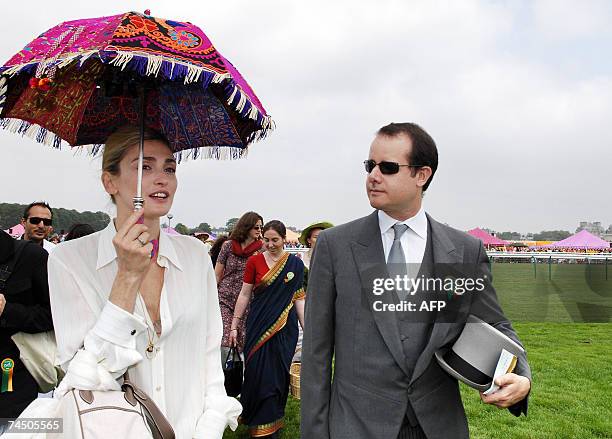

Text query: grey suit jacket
(300, 211), (531, 439)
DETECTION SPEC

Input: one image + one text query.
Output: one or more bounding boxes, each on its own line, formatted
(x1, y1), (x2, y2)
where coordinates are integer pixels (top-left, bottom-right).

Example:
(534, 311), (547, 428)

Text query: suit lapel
(350, 211), (411, 377)
(410, 214), (463, 384)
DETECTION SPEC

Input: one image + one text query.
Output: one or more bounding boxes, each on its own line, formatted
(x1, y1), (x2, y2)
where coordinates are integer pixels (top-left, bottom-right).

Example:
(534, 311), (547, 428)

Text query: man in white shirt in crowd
(20, 201), (56, 253)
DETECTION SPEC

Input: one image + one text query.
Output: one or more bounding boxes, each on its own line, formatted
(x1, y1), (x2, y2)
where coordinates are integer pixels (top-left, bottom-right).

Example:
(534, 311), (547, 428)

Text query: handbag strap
(224, 346), (233, 364)
(0, 239), (28, 293)
(122, 371), (175, 439)
(224, 346), (240, 364)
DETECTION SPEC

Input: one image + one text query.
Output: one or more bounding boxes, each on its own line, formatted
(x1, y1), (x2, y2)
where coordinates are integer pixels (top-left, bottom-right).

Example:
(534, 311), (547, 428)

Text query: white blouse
(48, 221), (242, 438)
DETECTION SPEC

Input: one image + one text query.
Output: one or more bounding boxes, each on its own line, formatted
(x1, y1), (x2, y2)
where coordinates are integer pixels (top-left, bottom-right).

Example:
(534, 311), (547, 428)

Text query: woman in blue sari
(229, 220), (305, 438)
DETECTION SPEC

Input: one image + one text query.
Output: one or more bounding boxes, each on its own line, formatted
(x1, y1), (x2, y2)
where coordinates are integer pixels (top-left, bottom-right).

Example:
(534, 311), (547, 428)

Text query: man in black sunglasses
(20, 201), (56, 253)
(301, 123), (531, 439)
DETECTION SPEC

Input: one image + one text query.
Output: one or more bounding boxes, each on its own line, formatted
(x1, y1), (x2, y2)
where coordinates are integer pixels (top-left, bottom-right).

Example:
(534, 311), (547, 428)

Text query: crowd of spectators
(486, 245), (612, 254)
(284, 241), (306, 249)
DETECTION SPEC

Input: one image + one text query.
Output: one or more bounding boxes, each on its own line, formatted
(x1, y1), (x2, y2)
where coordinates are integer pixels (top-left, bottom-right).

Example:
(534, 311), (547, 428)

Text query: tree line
(496, 230), (572, 241)
(0, 202), (110, 234)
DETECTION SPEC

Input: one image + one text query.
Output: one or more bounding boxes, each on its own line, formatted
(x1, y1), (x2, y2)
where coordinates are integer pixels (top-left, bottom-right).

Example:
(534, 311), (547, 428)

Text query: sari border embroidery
(260, 252), (290, 287)
(249, 418), (284, 436)
(246, 287), (305, 362)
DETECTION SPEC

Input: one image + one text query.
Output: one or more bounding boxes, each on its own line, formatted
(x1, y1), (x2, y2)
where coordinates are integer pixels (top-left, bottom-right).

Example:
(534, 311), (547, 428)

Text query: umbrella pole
(133, 87), (146, 211)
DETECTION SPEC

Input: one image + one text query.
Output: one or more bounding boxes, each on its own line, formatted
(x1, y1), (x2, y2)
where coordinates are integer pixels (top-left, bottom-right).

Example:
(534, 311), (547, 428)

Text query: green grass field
(490, 261), (611, 323)
(223, 263), (612, 438)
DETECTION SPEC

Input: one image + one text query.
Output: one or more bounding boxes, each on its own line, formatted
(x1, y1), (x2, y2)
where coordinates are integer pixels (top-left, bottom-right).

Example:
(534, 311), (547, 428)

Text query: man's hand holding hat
(480, 373), (531, 408)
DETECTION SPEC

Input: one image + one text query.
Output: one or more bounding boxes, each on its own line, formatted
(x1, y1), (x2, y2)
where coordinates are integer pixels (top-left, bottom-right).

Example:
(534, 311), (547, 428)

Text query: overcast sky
(1, 0), (610, 233)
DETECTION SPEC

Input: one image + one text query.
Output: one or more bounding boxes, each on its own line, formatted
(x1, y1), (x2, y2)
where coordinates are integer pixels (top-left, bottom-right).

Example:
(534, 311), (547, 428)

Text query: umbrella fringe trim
(174, 145), (248, 162)
(102, 51), (265, 129)
(0, 51), (276, 153)
(0, 76), (6, 115)
(109, 52), (134, 71)
(0, 118), (63, 149)
(0, 117), (252, 162)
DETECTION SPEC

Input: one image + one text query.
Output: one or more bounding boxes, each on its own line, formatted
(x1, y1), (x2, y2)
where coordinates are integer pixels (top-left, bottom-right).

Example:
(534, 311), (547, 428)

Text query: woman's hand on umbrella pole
(109, 210), (154, 313)
(113, 209), (153, 276)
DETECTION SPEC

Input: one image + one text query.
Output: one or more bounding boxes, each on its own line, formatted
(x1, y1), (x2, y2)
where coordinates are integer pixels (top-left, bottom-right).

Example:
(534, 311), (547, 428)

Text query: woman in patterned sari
(229, 220), (305, 438)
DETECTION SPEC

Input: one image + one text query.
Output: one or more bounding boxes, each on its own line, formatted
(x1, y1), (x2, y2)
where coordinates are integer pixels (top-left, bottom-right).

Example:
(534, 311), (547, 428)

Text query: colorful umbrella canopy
(0, 11), (273, 160)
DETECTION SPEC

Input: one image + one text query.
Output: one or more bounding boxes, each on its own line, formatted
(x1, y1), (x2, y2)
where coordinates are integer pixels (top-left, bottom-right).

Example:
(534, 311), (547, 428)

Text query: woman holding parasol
(47, 125), (242, 437)
(0, 11), (274, 437)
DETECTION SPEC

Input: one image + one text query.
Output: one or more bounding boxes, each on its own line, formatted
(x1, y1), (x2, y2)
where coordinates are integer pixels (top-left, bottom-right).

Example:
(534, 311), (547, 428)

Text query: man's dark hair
(22, 201), (53, 219)
(377, 122), (438, 192)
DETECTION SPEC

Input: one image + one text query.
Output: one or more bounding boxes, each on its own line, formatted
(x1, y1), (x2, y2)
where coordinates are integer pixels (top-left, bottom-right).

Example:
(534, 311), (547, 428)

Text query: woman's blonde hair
(102, 126), (169, 202)
(102, 125), (169, 175)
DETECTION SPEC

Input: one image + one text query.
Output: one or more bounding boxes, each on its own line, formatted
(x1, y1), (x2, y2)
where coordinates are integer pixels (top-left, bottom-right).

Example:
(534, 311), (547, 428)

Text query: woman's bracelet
(232, 316), (242, 321)
(230, 328), (238, 332)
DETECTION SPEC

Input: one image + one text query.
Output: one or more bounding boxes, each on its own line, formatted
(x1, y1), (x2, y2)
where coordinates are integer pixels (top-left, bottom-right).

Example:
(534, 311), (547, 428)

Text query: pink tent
(467, 228), (509, 246)
(4, 223), (24, 238)
(548, 230), (610, 249)
(162, 227), (180, 236)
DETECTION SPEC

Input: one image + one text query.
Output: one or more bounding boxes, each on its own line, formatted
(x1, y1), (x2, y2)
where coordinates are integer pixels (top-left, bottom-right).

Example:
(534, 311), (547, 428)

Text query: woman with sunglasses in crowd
(215, 212), (263, 367)
(229, 220), (305, 438)
(45, 126), (241, 438)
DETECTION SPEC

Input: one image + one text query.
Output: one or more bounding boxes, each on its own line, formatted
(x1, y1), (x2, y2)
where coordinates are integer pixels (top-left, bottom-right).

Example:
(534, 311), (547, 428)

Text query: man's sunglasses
(28, 217), (52, 226)
(363, 159), (423, 175)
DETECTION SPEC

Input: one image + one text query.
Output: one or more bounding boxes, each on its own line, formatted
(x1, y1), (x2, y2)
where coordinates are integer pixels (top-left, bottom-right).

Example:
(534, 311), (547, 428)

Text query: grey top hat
(434, 315), (524, 391)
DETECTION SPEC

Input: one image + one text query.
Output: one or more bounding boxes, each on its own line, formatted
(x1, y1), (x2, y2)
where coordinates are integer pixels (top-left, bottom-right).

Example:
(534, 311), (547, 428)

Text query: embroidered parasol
(0, 10), (273, 208)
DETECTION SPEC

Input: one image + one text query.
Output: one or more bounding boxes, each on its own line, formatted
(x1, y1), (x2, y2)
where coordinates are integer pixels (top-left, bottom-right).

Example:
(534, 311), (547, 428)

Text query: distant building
(211, 227), (227, 236)
(603, 224), (612, 243)
(576, 221), (605, 237)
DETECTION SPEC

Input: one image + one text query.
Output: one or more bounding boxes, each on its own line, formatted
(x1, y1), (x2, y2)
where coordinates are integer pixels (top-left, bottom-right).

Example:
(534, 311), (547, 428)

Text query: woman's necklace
(137, 294), (160, 359)
(267, 251), (286, 265)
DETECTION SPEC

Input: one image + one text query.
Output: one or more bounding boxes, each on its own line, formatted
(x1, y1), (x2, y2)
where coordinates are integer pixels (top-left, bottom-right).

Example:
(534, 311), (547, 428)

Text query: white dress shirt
(47, 221), (241, 438)
(42, 239), (56, 253)
(378, 207), (428, 268)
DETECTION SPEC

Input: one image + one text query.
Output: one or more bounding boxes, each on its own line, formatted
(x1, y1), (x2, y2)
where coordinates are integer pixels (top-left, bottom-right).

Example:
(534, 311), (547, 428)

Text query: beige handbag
(11, 330), (64, 393)
(56, 373), (175, 439)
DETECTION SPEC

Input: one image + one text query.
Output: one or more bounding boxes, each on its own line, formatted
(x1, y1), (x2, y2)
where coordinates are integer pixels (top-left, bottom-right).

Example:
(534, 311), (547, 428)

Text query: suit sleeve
(300, 231), (336, 439)
(0, 246), (53, 333)
(470, 241), (531, 416)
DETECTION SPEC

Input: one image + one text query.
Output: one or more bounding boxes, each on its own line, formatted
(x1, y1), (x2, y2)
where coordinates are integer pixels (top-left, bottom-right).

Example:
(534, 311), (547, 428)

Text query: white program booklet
(483, 348), (518, 395)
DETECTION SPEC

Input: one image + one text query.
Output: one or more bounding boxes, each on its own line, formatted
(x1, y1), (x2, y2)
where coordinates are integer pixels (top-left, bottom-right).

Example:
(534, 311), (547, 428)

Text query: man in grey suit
(301, 123), (531, 439)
